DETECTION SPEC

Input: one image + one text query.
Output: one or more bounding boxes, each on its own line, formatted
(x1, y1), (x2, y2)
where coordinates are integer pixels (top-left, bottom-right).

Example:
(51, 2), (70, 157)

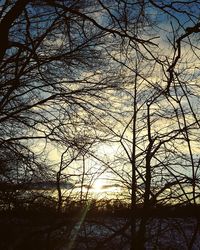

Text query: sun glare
(93, 179), (105, 192)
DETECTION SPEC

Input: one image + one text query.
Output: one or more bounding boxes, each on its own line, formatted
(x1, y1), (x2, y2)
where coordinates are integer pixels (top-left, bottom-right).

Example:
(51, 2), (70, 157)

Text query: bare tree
(1, 1), (200, 249)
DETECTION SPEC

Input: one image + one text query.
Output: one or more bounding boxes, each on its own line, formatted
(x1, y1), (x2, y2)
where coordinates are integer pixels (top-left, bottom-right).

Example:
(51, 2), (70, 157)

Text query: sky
(1, 0), (200, 204)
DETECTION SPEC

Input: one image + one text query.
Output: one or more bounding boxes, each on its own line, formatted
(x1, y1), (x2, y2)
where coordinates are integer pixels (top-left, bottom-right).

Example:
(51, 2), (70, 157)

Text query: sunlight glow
(93, 179), (106, 193)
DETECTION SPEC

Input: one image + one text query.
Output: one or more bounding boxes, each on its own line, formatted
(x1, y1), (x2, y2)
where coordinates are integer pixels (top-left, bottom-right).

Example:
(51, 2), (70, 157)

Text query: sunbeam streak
(67, 201), (91, 250)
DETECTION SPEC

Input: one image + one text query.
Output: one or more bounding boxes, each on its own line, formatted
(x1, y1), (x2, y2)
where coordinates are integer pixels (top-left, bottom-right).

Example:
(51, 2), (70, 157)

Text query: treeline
(1, 195), (200, 219)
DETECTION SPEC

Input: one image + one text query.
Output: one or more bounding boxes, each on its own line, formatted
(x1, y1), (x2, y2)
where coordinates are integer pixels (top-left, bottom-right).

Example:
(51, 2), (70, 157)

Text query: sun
(93, 178), (105, 193)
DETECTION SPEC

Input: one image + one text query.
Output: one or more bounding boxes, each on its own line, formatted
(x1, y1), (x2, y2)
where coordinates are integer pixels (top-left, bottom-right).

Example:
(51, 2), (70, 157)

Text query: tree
(1, 1), (200, 249)
(101, 1), (200, 249)
(0, 0), (111, 199)
(0, 0), (154, 203)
